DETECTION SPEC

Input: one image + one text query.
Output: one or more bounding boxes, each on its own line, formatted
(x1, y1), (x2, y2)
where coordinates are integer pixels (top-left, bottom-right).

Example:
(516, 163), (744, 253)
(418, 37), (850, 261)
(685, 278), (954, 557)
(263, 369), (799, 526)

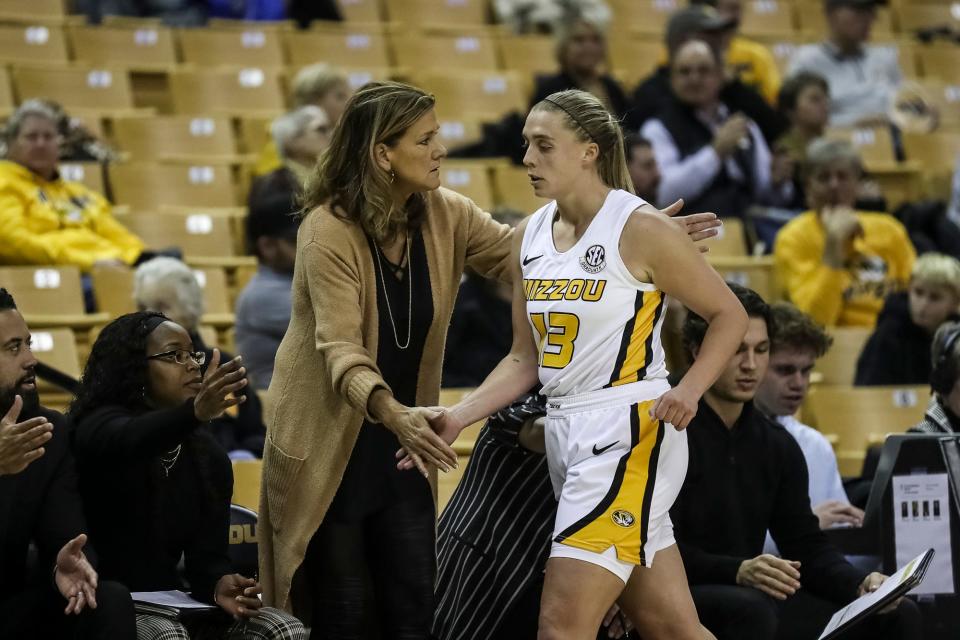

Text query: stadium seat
(285, 24), (392, 68)
(498, 34), (558, 75)
(0, 67), (13, 117)
(918, 44), (960, 84)
(813, 326), (872, 385)
(58, 163), (106, 196)
(738, 0), (796, 38)
(393, 30), (500, 72)
(710, 256), (779, 302)
(335, 0), (383, 22)
(231, 460), (262, 512)
(119, 212), (237, 259)
(0, 23), (69, 65)
(491, 165), (548, 214)
(436, 117), (485, 152)
(440, 161), (495, 211)
(89, 264), (135, 317)
(12, 65), (135, 113)
(804, 384), (930, 475)
(605, 0), (679, 36)
(168, 68), (287, 116)
(237, 114), (282, 154)
(31, 328), (80, 391)
(903, 131), (960, 172)
(608, 39), (664, 91)
(0, 0), (66, 23)
(0, 266), (107, 330)
(796, 1), (894, 37)
(228, 504), (259, 578)
(177, 27), (286, 68)
(112, 116), (243, 163)
(68, 24), (179, 71)
(766, 37), (801, 74)
(704, 218), (749, 256)
(826, 126), (897, 169)
(895, 2), (960, 33)
(109, 163), (239, 210)
(383, 0), (488, 28)
(914, 80), (960, 129)
(412, 71), (527, 121)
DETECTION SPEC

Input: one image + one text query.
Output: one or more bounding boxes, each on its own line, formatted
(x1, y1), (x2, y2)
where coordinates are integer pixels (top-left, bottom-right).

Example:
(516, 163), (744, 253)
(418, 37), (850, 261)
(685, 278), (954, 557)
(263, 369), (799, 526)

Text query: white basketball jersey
(520, 189), (669, 397)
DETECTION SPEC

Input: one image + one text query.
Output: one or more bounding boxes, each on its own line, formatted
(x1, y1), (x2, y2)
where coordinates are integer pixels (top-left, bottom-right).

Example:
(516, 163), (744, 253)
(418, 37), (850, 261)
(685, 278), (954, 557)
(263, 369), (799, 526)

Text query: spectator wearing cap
(528, 13), (631, 119)
(692, 0), (782, 105)
(626, 4), (787, 144)
(234, 193), (298, 391)
(788, 0), (901, 127)
(0, 100), (145, 273)
(248, 105), (331, 208)
(774, 138), (915, 327)
(856, 253), (960, 386)
(641, 40), (786, 217)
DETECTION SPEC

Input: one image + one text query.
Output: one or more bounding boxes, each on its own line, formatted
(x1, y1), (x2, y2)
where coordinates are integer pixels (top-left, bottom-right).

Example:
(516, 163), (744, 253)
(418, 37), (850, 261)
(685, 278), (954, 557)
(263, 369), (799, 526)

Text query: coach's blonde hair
(532, 89), (633, 194)
(912, 253), (960, 300)
(300, 81), (435, 242)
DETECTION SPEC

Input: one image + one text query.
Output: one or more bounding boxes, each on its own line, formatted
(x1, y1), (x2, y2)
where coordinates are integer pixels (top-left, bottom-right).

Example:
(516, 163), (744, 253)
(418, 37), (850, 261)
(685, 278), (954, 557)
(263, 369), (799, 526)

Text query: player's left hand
(396, 406), (462, 471)
(651, 385), (698, 429)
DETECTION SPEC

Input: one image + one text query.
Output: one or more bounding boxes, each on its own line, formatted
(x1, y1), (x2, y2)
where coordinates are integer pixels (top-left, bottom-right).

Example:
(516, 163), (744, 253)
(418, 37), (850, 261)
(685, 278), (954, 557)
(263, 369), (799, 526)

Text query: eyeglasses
(147, 349), (206, 366)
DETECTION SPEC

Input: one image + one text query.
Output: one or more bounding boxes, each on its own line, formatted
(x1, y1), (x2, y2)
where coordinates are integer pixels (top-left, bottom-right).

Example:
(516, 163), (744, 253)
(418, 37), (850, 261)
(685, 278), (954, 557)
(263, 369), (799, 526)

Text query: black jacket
(0, 407), (91, 602)
(672, 400), (866, 604)
(530, 71), (631, 119)
(855, 292), (957, 387)
(625, 66), (787, 144)
(73, 402), (234, 603)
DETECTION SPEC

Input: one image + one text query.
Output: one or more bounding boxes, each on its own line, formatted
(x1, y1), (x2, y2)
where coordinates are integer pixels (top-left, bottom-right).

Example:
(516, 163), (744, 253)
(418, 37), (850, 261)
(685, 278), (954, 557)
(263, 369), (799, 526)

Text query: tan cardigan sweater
(259, 187), (513, 613)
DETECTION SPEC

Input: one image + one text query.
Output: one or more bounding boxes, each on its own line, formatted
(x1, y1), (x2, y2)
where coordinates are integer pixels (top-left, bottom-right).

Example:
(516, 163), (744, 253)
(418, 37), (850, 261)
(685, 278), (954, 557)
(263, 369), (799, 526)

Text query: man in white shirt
(787, 0), (901, 127)
(755, 302), (865, 542)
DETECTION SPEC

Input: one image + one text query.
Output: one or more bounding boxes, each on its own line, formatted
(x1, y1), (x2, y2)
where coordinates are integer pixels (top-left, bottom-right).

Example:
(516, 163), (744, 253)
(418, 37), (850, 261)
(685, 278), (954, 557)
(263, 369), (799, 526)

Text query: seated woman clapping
(69, 311), (305, 640)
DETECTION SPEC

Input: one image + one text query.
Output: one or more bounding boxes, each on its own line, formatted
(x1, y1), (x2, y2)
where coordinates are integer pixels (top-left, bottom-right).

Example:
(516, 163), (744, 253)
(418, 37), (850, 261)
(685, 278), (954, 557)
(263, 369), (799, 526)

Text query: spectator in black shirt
(625, 134), (662, 203)
(0, 287), (137, 640)
(529, 14), (630, 119)
(70, 311), (306, 640)
(626, 5), (787, 145)
(674, 283), (921, 640)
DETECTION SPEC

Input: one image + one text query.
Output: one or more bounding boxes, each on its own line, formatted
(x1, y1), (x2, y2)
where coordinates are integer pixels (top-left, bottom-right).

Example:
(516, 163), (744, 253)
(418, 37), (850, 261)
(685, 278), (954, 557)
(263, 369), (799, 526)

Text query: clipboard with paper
(818, 549), (934, 640)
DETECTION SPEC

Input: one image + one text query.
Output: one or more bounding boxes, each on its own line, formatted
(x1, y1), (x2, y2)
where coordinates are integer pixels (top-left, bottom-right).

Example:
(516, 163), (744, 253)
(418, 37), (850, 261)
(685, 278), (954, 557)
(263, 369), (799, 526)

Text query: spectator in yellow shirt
(774, 138), (915, 327)
(0, 100), (144, 273)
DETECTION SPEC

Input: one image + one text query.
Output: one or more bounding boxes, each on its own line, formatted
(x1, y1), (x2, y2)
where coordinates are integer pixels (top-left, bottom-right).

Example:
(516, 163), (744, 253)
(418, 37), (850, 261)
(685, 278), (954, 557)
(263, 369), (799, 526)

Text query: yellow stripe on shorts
(554, 400), (665, 566)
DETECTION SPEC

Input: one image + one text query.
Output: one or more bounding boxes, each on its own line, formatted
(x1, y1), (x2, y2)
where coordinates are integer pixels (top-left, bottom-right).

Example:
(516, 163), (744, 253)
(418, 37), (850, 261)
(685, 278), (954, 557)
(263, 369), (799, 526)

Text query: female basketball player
(403, 89), (747, 639)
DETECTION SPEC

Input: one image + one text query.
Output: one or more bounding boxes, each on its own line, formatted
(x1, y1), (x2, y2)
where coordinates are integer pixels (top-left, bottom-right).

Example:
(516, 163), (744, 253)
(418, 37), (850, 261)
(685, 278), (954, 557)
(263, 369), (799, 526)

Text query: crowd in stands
(2, 0), (960, 637)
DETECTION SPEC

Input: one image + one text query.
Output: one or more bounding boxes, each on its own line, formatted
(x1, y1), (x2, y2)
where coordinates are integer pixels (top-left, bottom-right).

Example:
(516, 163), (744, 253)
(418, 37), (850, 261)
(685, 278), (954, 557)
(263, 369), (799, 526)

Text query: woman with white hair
(134, 257), (266, 457)
(249, 106), (331, 207)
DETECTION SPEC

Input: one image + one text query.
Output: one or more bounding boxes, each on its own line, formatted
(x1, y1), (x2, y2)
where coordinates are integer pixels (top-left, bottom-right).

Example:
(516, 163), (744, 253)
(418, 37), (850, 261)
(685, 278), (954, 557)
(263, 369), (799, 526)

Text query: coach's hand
(383, 404), (458, 477)
(737, 554), (801, 600)
(650, 384), (698, 429)
(396, 407), (462, 473)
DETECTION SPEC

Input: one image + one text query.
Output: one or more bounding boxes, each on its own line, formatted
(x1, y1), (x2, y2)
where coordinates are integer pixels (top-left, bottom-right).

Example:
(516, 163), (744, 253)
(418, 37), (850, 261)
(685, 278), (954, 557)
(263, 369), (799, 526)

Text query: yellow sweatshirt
(727, 37), (781, 105)
(774, 210), (915, 327)
(0, 160), (144, 272)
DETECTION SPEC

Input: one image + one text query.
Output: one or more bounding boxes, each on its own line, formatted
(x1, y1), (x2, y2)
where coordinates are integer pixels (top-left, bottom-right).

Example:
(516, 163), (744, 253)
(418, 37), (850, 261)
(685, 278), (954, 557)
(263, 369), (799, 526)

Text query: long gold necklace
(374, 234), (412, 350)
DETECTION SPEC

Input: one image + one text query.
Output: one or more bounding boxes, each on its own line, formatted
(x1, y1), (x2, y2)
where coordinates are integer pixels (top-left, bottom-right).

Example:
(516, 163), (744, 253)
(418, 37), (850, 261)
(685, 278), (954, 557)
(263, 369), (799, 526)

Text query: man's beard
(0, 373), (40, 418)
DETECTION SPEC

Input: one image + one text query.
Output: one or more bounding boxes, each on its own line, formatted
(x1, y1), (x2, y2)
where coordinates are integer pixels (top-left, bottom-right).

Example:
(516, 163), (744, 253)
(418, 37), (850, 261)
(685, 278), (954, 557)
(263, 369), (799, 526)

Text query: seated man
(0, 100), (145, 272)
(235, 193), (298, 391)
(774, 139), (914, 326)
(673, 283), (921, 640)
(248, 105), (331, 207)
(625, 134), (662, 204)
(626, 4), (787, 144)
(856, 253), (960, 386)
(0, 288), (136, 639)
(134, 257), (266, 457)
(755, 303), (864, 546)
(641, 39), (786, 217)
(911, 320), (960, 435)
(788, 0), (901, 127)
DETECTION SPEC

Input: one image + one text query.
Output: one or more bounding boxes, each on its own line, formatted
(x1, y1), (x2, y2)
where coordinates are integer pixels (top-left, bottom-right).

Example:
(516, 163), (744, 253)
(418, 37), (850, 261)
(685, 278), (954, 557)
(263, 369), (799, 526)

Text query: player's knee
(537, 602), (579, 640)
(638, 614), (711, 640)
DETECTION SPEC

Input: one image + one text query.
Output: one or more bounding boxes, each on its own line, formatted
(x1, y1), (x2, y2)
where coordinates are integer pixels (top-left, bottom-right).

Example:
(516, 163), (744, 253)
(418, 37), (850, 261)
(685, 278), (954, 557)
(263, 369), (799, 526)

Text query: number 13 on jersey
(530, 312), (581, 368)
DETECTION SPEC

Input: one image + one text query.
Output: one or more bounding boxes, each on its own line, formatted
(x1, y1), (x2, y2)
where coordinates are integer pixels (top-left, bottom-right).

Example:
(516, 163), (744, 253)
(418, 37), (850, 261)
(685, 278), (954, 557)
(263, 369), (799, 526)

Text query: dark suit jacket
(0, 407), (90, 602)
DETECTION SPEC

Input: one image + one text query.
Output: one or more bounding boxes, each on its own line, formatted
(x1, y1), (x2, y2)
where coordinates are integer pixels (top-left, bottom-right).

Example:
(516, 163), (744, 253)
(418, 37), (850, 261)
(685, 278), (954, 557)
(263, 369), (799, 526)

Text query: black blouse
(325, 230), (436, 521)
(72, 402), (234, 603)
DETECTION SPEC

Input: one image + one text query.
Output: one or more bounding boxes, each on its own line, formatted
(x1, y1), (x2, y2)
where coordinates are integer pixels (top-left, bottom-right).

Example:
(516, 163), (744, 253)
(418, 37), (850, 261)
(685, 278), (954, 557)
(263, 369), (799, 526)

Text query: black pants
(691, 583), (923, 640)
(305, 490), (436, 640)
(0, 580), (136, 640)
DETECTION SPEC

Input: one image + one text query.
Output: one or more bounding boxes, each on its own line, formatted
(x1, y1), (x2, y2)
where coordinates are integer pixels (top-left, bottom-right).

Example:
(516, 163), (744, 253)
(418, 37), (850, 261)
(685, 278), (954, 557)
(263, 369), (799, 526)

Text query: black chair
(228, 504), (259, 579)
